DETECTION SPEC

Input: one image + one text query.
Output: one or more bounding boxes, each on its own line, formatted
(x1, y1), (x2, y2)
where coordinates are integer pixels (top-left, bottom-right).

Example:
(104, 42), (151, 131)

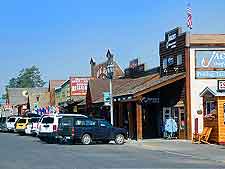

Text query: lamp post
(107, 63), (114, 126)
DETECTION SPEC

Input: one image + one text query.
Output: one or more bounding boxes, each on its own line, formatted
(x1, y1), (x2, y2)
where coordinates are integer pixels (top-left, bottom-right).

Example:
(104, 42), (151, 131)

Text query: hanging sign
(218, 80), (225, 92)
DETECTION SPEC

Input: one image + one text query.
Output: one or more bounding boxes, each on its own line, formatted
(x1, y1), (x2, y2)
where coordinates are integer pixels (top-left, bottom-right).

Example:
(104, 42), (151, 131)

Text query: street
(0, 133), (225, 169)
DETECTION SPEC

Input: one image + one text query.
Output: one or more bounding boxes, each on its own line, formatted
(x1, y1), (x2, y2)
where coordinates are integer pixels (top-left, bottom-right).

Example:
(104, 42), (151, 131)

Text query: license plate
(44, 125), (49, 127)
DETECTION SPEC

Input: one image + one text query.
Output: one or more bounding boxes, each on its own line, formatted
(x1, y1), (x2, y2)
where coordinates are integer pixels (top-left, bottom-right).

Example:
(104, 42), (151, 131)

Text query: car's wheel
(81, 134), (92, 145)
(115, 134), (125, 145)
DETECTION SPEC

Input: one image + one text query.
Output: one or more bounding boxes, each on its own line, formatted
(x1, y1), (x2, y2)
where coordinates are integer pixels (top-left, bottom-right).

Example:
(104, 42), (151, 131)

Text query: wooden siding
(160, 33), (186, 77)
(217, 97), (225, 143)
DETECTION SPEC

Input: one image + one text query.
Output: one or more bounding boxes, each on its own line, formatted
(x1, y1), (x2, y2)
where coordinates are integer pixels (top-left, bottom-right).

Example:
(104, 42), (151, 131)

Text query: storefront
(200, 83), (225, 144)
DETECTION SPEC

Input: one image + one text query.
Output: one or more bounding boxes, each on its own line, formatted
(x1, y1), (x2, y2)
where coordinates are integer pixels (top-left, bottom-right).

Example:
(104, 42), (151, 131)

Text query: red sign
(70, 77), (90, 96)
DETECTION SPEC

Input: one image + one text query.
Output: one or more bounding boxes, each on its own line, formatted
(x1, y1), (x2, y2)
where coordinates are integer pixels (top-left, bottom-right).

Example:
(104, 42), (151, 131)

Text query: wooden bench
(192, 127), (212, 144)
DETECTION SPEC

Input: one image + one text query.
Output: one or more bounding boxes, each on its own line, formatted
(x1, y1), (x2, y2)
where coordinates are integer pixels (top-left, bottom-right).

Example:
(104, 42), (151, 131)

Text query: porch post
(136, 98), (143, 142)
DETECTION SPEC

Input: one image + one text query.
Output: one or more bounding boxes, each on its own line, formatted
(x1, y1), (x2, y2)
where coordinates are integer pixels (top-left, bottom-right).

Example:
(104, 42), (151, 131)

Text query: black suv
(57, 117), (127, 145)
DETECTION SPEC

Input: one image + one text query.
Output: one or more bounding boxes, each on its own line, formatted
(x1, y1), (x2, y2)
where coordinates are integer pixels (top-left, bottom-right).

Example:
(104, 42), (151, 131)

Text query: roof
(89, 78), (132, 104)
(7, 87), (49, 106)
(133, 73), (186, 97)
(88, 73), (160, 103)
(49, 80), (65, 91)
(190, 34), (225, 45)
(200, 86), (225, 97)
(7, 88), (28, 105)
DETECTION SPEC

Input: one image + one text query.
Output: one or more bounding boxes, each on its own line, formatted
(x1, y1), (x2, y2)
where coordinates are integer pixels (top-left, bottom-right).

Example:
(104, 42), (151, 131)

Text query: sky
(0, 0), (225, 95)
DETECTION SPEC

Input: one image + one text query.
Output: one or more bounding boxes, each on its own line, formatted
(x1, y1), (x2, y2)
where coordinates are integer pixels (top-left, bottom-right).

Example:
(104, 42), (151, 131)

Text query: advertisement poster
(70, 77), (90, 96)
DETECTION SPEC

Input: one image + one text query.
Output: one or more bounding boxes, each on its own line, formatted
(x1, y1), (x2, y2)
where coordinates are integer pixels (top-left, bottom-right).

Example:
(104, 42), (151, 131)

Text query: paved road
(0, 133), (225, 169)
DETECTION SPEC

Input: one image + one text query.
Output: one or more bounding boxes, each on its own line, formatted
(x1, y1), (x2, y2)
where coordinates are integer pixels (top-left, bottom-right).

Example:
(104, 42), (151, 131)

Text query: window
(62, 118), (73, 126)
(42, 117), (54, 124)
(205, 101), (216, 115)
(75, 119), (85, 126)
(99, 120), (112, 128)
(163, 58), (167, 69)
(177, 54), (182, 65)
(85, 120), (96, 126)
(8, 118), (16, 122)
(36, 96), (40, 102)
(17, 119), (26, 123)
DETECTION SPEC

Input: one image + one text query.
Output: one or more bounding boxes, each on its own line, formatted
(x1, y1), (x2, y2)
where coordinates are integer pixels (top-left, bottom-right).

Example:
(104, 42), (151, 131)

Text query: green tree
(6, 65), (46, 88)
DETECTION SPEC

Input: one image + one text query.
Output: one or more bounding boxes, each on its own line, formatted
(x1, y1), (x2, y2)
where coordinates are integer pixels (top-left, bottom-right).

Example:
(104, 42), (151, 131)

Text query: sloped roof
(7, 88), (28, 105)
(7, 87), (49, 106)
(133, 73), (186, 97)
(88, 73), (160, 103)
(200, 86), (225, 97)
(49, 80), (65, 91)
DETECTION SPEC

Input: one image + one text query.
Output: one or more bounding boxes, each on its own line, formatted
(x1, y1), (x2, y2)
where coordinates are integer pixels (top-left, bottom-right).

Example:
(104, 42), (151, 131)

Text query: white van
(6, 116), (20, 132)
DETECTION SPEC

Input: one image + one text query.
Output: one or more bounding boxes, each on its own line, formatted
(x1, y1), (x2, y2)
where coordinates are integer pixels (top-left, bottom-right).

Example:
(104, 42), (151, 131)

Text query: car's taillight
(53, 125), (57, 131)
(72, 128), (75, 137)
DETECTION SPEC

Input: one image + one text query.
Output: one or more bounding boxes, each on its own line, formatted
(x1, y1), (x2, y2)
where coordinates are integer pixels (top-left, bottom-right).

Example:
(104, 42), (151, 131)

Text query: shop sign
(167, 57), (174, 66)
(70, 77), (90, 96)
(196, 70), (225, 79)
(103, 92), (110, 106)
(218, 80), (225, 92)
(196, 51), (225, 68)
(165, 28), (180, 49)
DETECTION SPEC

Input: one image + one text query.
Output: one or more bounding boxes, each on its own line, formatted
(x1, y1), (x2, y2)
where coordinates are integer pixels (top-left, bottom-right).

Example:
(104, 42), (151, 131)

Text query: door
(94, 120), (111, 140)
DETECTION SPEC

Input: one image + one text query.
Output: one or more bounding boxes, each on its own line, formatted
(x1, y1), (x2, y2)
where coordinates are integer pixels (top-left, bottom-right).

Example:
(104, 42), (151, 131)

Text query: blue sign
(167, 57), (174, 65)
(196, 50), (225, 68)
(103, 92), (110, 105)
(196, 71), (225, 79)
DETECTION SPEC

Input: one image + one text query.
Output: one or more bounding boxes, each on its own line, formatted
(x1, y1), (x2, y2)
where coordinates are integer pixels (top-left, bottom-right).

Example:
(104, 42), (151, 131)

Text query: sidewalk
(126, 139), (225, 163)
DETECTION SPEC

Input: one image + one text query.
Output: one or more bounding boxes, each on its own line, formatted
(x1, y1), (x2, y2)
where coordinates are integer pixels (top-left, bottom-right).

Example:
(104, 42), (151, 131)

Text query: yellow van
(16, 117), (30, 135)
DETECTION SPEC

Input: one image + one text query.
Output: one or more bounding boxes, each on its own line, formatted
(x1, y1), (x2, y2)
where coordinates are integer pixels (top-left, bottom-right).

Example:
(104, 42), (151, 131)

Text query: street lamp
(107, 62), (114, 126)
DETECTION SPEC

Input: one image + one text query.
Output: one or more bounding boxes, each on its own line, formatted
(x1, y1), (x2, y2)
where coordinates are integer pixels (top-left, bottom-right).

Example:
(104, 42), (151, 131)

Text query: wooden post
(118, 102), (123, 127)
(127, 102), (134, 139)
(136, 99), (143, 142)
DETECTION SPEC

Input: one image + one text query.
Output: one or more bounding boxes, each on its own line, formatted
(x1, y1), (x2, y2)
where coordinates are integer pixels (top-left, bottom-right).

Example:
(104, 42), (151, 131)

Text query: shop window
(205, 101), (216, 115)
(177, 54), (182, 65)
(163, 58), (167, 69)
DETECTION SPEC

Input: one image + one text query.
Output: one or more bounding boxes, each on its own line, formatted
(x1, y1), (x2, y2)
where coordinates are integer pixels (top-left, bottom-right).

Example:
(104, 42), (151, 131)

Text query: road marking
(164, 151), (193, 157)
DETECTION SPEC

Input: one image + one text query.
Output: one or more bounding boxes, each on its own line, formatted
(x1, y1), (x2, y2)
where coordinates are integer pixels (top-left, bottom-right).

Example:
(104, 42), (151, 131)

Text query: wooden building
(200, 86), (225, 144)
(86, 27), (225, 142)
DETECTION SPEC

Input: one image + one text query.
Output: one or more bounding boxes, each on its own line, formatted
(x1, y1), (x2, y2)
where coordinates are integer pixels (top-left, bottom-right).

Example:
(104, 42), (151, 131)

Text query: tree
(6, 65), (46, 88)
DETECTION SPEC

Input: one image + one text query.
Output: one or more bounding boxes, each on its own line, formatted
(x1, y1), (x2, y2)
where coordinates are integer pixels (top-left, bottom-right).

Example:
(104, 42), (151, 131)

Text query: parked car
(38, 115), (62, 143)
(57, 118), (127, 145)
(0, 117), (7, 132)
(15, 117), (30, 135)
(39, 114), (87, 144)
(6, 116), (20, 132)
(30, 117), (41, 136)
(25, 117), (40, 135)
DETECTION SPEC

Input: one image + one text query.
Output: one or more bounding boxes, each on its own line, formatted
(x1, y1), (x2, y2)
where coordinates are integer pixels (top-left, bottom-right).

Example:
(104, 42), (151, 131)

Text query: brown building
(90, 49), (124, 79)
(49, 80), (65, 106)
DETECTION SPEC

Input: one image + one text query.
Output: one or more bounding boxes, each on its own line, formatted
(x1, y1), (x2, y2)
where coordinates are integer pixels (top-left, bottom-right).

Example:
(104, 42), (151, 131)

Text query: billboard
(195, 50), (225, 78)
(70, 77), (90, 96)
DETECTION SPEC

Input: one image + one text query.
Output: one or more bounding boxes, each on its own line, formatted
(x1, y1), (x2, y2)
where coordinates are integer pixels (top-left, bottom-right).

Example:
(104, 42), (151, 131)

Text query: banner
(70, 77), (90, 96)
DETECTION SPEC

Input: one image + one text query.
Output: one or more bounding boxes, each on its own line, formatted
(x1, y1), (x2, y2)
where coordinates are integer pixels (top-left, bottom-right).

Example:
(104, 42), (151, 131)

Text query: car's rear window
(17, 119), (27, 123)
(8, 118), (16, 122)
(42, 117), (54, 124)
(31, 118), (40, 123)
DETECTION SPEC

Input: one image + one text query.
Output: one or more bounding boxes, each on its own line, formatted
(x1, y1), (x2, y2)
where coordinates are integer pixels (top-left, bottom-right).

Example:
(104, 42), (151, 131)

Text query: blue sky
(0, 0), (225, 95)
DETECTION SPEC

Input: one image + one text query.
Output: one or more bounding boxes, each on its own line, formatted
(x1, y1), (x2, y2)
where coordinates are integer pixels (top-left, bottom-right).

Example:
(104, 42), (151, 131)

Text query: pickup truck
(57, 117), (127, 145)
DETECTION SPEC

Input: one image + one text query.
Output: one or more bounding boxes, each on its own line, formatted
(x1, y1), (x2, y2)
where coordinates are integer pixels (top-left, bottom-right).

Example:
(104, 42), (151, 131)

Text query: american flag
(187, 4), (192, 29)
